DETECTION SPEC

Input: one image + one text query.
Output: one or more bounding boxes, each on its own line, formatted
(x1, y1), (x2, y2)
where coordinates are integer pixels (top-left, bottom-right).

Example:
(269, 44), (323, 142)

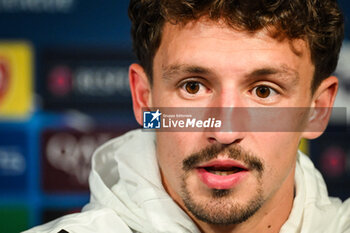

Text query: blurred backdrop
(0, 1), (349, 232)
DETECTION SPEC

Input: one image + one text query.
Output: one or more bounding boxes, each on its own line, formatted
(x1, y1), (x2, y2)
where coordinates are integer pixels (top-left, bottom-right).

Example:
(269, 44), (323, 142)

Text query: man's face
(149, 20), (315, 224)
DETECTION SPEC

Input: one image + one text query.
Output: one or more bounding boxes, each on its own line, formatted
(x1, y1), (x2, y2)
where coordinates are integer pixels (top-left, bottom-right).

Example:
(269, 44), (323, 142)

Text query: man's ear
(129, 63), (152, 125)
(302, 76), (338, 139)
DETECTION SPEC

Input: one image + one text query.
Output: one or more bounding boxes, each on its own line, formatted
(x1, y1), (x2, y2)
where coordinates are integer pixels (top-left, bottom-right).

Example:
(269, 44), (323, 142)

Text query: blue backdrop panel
(0, 123), (29, 195)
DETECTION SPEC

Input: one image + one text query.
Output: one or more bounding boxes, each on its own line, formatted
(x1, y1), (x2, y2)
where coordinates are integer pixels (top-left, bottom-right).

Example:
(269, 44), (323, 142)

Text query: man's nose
(206, 88), (247, 145)
(214, 88), (243, 108)
(207, 130), (245, 145)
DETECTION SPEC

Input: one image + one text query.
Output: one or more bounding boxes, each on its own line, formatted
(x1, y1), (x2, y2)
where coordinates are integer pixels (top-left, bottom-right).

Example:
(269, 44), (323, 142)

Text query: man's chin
(211, 188), (232, 198)
(181, 185), (264, 225)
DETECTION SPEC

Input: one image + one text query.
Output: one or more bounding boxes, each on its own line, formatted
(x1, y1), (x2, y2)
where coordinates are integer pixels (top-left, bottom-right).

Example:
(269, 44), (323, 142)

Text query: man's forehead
(160, 19), (310, 59)
(159, 21), (309, 60)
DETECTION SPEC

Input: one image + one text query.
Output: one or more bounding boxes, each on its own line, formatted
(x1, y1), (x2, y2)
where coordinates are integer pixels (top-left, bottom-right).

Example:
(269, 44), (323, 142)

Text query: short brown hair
(129, 0), (344, 92)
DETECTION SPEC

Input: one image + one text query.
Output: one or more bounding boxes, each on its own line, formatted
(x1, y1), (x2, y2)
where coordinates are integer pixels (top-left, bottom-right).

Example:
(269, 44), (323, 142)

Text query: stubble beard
(181, 177), (264, 225)
(180, 144), (265, 225)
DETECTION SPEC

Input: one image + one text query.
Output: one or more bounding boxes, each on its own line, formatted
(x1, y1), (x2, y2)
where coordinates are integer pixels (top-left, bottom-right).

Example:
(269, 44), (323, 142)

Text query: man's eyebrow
(162, 64), (300, 84)
(162, 64), (213, 80)
(246, 65), (300, 84)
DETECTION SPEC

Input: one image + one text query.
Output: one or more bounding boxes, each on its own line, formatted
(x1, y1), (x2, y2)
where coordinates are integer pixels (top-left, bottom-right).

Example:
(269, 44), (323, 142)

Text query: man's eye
(184, 81), (201, 94)
(252, 85), (277, 98)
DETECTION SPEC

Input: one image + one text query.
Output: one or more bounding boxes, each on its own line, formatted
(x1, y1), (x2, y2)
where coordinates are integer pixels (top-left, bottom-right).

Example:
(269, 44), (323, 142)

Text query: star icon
(150, 109), (162, 122)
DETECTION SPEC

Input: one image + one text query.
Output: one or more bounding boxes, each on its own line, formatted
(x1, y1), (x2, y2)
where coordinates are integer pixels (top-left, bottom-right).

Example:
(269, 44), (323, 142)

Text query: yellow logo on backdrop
(0, 42), (33, 118)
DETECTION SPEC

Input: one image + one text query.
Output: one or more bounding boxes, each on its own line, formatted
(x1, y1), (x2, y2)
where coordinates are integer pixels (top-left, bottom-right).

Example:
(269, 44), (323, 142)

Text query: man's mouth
(203, 166), (245, 176)
(196, 160), (249, 189)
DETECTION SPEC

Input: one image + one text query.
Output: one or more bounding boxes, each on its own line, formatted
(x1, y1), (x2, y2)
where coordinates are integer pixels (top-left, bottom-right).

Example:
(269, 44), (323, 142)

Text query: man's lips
(196, 159), (249, 189)
(198, 159), (248, 170)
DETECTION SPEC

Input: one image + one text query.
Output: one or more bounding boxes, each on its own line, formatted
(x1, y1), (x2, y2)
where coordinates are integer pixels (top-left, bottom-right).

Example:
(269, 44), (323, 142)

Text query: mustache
(182, 144), (264, 173)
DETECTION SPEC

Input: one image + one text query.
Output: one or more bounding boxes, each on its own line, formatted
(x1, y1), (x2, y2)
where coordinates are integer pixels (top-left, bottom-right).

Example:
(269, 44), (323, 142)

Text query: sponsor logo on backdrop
(320, 146), (348, 178)
(0, 0), (75, 13)
(41, 49), (134, 110)
(310, 128), (350, 200)
(0, 42), (32, 118)
(0, 128), (28, 193)
(45, 132), (113, 185)
(0, 59), (9, 103)
(42, 129), (132, 192)
(48, 66), (72, 96)
(48, 66), (130, 98)
(73, 67), (130, 96)
(0, 148), (26, 175)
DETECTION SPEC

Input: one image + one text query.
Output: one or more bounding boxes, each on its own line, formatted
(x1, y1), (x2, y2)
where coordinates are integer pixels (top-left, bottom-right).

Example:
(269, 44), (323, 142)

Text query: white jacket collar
(86, 129), (200, 233)
(87, 129), (343, 233)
